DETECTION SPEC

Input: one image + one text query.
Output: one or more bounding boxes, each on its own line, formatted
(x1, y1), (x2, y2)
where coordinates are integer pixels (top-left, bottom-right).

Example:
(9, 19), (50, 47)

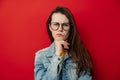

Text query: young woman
(34, 6), (93, 80)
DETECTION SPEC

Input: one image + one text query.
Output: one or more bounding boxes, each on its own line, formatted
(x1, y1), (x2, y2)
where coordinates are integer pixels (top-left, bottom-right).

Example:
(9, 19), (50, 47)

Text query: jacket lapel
(45, 42), (55, 63)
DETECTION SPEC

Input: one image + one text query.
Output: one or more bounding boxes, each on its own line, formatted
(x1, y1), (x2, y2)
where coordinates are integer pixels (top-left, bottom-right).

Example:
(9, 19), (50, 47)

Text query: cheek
(51, 31), (57, 38)
(64, 31), (70, 39)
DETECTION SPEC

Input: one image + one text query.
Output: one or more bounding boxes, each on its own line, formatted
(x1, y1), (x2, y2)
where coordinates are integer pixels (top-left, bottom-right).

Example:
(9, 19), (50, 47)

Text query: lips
(56, 33), (63, 37)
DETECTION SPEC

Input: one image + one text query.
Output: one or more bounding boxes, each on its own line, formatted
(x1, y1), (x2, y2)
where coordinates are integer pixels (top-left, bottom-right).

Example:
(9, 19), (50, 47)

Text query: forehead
(51, 13), (69, 23)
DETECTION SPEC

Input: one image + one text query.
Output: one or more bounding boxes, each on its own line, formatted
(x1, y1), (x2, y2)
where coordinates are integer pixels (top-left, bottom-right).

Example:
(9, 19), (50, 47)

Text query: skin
(49, 13), (70, 56)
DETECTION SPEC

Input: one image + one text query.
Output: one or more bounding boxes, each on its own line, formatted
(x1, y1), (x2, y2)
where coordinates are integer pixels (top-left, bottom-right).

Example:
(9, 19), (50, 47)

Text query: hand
(54, 40), (69, 56)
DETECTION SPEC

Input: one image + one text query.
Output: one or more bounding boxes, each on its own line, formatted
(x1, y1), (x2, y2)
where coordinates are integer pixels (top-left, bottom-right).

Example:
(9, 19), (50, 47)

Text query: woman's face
(49, 13), (70, 41)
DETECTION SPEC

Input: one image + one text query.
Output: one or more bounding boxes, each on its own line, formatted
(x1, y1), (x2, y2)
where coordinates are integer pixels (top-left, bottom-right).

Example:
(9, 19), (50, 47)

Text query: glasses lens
(51, 22), (59, 30)
(62, 23), (70, 31)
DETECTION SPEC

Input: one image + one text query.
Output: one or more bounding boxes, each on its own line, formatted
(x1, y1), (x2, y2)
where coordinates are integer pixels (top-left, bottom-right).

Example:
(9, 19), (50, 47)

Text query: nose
(58, 25), (63, 32)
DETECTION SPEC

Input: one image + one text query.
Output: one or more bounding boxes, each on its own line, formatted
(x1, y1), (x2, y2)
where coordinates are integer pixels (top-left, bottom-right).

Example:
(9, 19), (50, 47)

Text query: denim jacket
(34, 42), (92, 80)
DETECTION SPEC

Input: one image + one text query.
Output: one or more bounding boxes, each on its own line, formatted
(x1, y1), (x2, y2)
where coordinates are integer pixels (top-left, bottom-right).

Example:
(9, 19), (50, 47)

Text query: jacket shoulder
(35, 47), (49, 56)
(35, 47), (50, 63)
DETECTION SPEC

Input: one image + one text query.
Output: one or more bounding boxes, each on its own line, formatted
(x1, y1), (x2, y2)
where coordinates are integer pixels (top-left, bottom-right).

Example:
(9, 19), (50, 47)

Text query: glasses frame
(50, 22), (70, 31)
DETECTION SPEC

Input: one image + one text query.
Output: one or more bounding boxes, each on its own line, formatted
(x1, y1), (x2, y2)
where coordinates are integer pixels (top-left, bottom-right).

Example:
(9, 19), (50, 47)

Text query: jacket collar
(46, 42), (55, 58)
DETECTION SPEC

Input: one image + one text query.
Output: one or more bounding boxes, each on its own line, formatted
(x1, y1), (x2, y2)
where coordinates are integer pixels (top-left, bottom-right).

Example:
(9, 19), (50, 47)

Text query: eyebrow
(51, 22), (69, 24)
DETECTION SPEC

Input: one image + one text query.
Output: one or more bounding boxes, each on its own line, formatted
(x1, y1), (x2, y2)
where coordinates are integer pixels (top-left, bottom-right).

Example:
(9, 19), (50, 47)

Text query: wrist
(55, 52), (61, 56)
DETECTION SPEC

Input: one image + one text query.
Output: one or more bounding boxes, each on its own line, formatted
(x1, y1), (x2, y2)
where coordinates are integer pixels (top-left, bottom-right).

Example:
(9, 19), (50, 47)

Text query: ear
(49, 24), (52, 32)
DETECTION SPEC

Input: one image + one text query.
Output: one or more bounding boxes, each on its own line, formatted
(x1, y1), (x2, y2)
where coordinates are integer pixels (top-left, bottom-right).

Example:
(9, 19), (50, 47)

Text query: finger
(63, 41), (69, 49)
(63, 44), (69, 49)
(64, 45), (69, 49)
(64, 41), (70, 45)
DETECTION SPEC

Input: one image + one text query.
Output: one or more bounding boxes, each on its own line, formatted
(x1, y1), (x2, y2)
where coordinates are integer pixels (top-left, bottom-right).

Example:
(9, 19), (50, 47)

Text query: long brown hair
(46, 6), (93, 76)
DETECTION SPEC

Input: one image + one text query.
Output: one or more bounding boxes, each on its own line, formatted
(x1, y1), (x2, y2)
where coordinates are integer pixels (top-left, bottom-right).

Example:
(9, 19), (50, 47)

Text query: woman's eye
(54, 23), (59, 26)
(63, 24), (69, 26)
(54, 24), (57, 25)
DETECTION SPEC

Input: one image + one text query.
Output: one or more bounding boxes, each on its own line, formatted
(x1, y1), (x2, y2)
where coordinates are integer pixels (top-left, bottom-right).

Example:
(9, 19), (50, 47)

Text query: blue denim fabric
(34, 42), (92, 80)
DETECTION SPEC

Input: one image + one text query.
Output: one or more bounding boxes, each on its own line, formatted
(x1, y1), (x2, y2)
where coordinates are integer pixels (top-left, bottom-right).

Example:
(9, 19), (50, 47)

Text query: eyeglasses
(50, 22), (70, 31)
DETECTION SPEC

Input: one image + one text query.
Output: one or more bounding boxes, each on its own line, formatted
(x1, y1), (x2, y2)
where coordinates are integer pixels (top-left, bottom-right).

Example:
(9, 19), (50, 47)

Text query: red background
(0, 0), (120, 80)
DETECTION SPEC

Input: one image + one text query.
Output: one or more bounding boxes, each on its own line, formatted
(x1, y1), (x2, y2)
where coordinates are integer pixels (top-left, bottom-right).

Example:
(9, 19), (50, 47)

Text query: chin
(55, 37), (64, 41)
